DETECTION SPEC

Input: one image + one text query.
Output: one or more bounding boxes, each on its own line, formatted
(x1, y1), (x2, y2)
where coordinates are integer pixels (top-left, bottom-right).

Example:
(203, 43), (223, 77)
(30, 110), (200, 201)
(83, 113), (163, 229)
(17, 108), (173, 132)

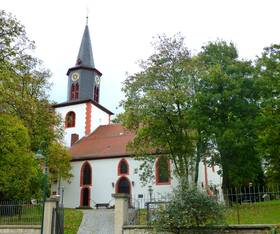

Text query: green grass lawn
(225, 200), (280, 224)
(64, 208), (83, 234)
(137, 200), (280, 225)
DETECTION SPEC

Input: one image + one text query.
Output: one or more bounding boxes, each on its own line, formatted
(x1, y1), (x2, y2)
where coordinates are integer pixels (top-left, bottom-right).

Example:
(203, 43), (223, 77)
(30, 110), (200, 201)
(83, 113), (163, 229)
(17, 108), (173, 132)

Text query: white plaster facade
(58, 157), (178, 208)
(91, 104), (110, 133)
(55, 102), (110, 147)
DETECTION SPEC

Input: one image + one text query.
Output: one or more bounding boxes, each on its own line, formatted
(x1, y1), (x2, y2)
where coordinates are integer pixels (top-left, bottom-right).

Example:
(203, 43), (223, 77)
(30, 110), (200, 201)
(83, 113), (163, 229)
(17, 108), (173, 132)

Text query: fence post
(43, 197), (58, 234)
(112, 193), (130, 234)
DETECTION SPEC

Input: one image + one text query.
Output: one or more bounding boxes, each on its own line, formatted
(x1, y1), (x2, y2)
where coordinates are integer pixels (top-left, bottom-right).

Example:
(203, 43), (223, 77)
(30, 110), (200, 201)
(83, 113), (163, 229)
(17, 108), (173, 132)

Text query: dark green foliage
(192, 41), (264, 188)
(153, 186), (225, 232)
(0, 114), (42, 200)
(255, 44), (280, 184)
(0, 10), (72, 199)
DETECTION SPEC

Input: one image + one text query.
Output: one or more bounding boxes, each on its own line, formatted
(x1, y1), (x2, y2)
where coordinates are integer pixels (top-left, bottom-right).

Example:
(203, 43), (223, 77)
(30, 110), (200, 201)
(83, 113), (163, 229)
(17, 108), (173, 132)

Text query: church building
(53, 22), (222, 208)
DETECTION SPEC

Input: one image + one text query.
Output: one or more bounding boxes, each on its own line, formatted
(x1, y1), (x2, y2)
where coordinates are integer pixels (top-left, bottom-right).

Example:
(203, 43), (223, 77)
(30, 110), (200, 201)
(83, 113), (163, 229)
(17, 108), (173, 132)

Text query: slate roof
(70, 124), (135, 161)
(77, 24), (95, 68)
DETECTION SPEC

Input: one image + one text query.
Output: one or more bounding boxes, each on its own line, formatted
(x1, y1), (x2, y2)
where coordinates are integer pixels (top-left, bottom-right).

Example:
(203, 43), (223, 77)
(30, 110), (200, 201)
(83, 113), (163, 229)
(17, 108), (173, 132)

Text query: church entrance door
(81, 187), (90, 207)
(116, 176), (131, 194)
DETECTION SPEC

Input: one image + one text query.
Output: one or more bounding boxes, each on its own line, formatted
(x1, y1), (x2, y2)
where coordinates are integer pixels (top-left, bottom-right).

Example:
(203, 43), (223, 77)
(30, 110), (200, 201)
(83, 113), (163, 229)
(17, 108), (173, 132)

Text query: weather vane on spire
(86, 6), (89, 25)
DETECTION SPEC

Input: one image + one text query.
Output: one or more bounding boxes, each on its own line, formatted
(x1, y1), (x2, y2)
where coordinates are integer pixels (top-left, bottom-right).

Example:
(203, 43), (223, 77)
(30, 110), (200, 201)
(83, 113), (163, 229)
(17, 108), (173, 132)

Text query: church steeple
(66, 22), (102, 103)
(76, 24), (95, 68)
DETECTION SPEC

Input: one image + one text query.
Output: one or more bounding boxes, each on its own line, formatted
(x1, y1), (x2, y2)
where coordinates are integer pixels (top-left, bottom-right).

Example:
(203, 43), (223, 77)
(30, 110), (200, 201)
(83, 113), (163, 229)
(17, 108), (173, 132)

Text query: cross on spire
(86, 7), (89, 25)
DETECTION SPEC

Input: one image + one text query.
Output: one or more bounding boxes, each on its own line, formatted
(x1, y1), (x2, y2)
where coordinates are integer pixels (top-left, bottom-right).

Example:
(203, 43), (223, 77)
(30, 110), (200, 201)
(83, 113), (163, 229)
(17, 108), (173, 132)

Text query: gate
(51, 203), (64, 234)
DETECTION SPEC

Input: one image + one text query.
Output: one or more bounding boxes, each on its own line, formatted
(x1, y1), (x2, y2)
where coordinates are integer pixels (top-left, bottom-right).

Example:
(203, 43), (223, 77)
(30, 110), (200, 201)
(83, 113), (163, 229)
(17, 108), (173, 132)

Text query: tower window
(155, 157), (171, 185)
(118, 159), (129, 175)
(65, 111), (76, 128)
(70, 83), (79, 100)
(94, 86), (99, 103)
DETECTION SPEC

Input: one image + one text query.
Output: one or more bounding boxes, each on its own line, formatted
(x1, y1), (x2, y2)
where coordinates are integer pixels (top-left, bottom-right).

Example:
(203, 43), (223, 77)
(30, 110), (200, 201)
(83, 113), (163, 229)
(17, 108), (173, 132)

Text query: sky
(1, 0), (280, 116)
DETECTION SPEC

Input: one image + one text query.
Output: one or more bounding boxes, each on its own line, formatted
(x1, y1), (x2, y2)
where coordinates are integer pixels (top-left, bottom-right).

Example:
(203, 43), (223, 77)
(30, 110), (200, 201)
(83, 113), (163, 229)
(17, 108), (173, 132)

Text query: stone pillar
(43, 197), (58, 234)
(112, 193), (130, 234)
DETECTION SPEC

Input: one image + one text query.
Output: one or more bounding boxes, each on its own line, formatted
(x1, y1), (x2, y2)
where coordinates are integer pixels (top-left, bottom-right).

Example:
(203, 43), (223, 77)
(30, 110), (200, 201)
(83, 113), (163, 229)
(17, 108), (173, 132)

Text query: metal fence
(224, 185), (280, 205)
(0, 200), (43, 225)
(130, 185), (280, 225)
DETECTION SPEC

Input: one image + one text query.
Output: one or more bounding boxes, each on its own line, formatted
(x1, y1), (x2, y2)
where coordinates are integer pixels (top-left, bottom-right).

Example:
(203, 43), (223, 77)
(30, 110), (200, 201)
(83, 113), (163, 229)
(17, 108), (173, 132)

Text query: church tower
(66, 23), (101, 103)
(53, 21), (113, 147)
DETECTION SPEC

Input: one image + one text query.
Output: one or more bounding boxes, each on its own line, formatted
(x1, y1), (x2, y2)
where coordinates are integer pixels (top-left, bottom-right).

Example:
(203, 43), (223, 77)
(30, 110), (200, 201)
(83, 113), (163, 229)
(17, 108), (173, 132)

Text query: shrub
(153, 186), (225, 233)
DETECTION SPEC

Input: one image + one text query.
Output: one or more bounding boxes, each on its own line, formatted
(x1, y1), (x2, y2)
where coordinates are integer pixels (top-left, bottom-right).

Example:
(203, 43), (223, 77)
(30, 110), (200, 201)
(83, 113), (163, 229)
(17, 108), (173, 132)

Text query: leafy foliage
(153, 186), (225, 232)
(255, 44), (280, 184)
(192, 41), (264, 188)
(0, 10), (71, 198)
(120, 34), (198, 184)
(0, 114), (42, 200)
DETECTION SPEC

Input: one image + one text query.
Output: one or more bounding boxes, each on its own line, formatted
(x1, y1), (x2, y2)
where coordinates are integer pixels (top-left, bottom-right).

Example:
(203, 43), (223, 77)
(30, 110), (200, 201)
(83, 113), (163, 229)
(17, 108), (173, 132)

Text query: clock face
(71, 72), (80, 81)
(95, 75), (100, 85)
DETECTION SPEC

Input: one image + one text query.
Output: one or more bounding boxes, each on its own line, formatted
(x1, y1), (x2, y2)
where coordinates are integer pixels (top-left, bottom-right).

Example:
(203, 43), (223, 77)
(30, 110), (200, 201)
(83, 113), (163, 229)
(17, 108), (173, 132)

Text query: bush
(153, 186), (225, 232)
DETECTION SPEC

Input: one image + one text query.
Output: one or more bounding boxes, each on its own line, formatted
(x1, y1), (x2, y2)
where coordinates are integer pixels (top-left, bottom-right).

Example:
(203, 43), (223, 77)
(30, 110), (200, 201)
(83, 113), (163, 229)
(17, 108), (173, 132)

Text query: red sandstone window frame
(75, 83), (79, 99)
(80, 161), (92, 186)
(70, 83), (79, 100)
(155, 157), (171, 185)
(65, 111), (76, 128)
(118, 158), (129, 176)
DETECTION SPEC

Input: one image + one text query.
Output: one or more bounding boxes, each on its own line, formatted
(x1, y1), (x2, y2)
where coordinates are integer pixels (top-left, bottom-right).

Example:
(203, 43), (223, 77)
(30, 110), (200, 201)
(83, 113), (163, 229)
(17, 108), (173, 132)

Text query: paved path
(77, 209), (114, 234)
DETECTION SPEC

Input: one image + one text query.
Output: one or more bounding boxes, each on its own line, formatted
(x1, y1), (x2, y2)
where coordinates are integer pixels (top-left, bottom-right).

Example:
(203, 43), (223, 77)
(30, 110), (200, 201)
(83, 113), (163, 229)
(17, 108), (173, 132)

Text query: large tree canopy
(255, 44), (280, 184)
(192, 41), (264, 188)
(0, 114), (42, 200)
(0, 10), (71, 198)
(120, 34), (198, 184)
(120, 36), (270, 188)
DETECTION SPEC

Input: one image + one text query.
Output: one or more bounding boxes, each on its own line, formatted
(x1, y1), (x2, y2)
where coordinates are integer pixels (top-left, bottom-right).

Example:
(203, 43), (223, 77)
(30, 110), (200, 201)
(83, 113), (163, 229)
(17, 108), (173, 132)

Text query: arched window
(65, 111), (76, 128)
(118, 159), (129, 175)
(94, 86), (99, 103)
(70, 83), (79, 100)
(155, 157), (171, 185)
(71, 84), (75, 100)
(80, 161), (92, 186)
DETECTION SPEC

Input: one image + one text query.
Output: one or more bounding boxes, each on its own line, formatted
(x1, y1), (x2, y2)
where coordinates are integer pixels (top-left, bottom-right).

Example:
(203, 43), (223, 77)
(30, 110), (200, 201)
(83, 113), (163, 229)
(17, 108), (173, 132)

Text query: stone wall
(0, 225), (40, 234)
(123, 224), (278, 234)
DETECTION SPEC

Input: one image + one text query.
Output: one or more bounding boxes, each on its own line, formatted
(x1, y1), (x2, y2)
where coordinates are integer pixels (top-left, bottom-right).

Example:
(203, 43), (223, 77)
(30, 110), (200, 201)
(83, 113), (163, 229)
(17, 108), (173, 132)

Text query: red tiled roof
(70, 124), (135, 161)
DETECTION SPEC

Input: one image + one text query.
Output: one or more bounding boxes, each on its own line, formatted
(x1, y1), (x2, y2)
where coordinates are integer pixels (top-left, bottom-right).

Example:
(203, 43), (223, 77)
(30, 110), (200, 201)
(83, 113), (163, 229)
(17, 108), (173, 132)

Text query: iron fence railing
(0, 200), (42, 225)
(134, 185), (280, 225)
(224, 185), (280, 205)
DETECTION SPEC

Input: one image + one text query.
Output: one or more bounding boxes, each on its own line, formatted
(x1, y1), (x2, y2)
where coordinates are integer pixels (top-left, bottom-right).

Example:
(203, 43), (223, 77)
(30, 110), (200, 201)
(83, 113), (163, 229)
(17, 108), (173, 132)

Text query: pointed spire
(76, 23), (95, 68)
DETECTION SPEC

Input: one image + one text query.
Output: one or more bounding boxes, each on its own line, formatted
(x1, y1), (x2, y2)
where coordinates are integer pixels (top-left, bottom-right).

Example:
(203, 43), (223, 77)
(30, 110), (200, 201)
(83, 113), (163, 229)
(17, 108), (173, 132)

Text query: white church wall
(60, 157), (178, 208)
(197, 162), (222, 187)
(90, 104), (110, 132)
(55, 104), (87, 147)
(60, 160), (83, 208)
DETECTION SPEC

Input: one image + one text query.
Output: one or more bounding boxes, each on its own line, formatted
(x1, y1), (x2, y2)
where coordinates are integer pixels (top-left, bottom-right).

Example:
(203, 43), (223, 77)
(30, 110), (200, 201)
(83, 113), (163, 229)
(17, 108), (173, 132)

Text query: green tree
(0, 114), (42, 200)
(255, 44), (280, 184)
(192, 41), (264, 188)
(120, 34), (197, 184)
(0, 10), (71, 185)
